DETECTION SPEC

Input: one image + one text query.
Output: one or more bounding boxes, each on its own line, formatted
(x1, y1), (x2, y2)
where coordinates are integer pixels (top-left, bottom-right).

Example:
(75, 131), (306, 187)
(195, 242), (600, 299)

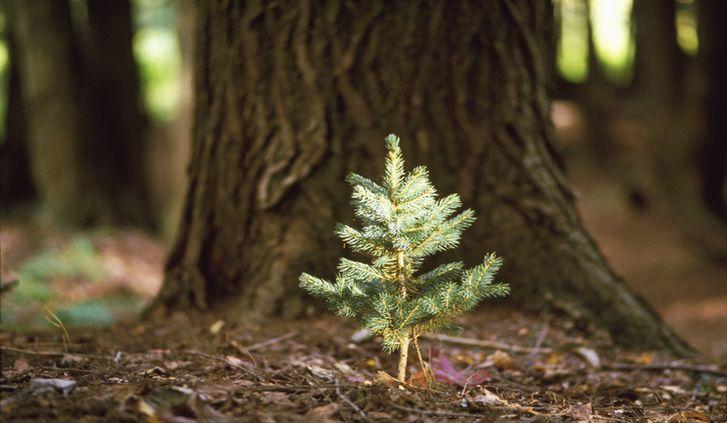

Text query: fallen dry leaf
(209, 319), (225, 334)
(575, 347), (601, 368)
(632, 353), (653, 365)
(375, 370), (401, 385)
(60, 354), (85, 366)
(30, 378), (76, 395)
(488, 350), (518, 370)
(164, 360), (192, 370)
(471, 388), (504, 406)
(14, 357), (29, 373)
(679, 410), (709, 422)
(259, 391), (295, 408)
(408, 370), (430, 388)
(570, 402), (593, 422)
(433, 351), (490, 386)
(545, 352), (563, 365)
(306, 403), (338, 423)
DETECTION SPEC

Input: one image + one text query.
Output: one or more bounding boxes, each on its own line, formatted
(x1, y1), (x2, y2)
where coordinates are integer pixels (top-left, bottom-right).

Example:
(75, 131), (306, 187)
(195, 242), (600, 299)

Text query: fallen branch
(243, 332), (297, 351)
(605, 363), (727, 378)
(336, 380), (369, 421)
(391, 404), (487, 418)
(422, 334), (552, 354)
(0, 346), (108, 360)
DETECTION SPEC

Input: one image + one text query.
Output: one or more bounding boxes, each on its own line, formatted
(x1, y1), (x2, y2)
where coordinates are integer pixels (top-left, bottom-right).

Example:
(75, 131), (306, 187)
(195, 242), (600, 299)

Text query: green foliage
(299, 134), (509, 355)
(11, 237), (106, 304)
(0, 236), (144, 330)
(132, 0), (181, 122)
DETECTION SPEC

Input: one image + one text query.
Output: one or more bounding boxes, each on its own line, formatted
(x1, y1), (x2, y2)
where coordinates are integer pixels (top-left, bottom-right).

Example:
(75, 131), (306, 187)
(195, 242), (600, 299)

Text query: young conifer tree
(299, 134), (509, 382)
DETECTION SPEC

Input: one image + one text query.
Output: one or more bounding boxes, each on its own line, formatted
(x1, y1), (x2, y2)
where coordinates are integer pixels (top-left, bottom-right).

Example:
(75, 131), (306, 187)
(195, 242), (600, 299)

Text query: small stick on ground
(42, 304), (70, 352)
(529, 320), (550, 357)
(411, 331), (432, 384)
(0, 346), (108, 360)
(243, 332), (296, 351)
(605, 363), (727, 378)
(423, 333), (552, 354)
(229, 339), (258, 367)
(391, 404), (488, 418)
(335, 379), (369, 421)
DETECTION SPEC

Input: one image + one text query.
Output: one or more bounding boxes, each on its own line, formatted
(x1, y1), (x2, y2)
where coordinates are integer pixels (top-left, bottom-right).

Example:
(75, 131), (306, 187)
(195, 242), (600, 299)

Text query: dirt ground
(1, 308), (725, 422)
(2, 107), (727, 420)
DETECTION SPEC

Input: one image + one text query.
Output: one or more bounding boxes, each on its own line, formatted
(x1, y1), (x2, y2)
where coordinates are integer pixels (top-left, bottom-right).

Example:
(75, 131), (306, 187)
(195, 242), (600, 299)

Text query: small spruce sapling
(299, 134), (509, 382)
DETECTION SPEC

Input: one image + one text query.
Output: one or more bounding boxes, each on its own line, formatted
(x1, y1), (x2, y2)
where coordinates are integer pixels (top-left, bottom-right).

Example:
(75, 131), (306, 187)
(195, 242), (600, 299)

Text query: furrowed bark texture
(152, 0), (690, 354)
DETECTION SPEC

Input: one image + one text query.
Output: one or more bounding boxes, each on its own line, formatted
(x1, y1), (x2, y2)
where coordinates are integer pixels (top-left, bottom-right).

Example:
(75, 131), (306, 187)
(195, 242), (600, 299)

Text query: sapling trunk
(397, 335), (410, 381)
(299, 134), (508, 385)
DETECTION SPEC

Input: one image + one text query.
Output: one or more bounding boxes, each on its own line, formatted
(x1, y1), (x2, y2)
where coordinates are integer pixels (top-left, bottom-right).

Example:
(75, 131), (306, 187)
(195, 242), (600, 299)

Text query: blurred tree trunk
(86, 0), (153, 228)
(581, 0), (617, 164)
(0, 28), (35, 202)
(150, 0), (690, 355)
(633, 0), (691, 208)
(147, 0), (195, 238)
(8, 0), (152, 227)
(696, 0), (727, 222)
(8, 0), (102, 224)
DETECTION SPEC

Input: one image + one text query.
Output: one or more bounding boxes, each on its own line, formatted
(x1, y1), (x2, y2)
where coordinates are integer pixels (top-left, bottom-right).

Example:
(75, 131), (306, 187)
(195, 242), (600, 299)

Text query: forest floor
(3, 111), (727, 420)
(1, 307), (726, 422)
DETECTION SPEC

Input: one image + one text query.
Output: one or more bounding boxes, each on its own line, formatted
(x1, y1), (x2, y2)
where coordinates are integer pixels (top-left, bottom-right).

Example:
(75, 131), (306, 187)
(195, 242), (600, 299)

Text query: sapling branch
(299, 134), (509, 383)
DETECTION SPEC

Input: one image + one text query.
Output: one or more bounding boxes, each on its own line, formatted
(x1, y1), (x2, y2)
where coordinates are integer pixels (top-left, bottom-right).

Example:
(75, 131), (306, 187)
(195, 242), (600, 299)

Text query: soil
(1, 308), (725, 422)
(2, 103), (726, 421)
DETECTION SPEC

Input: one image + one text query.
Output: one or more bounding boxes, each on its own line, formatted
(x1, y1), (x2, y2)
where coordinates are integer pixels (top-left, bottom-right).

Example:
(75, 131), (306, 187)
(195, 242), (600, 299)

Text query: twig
(411, 331), (432, 384)
(336, 379), (369, 421)
(243, 331), (296, 351)
(0, 346), (108, 360)
(229, 340), (258, 367)
(423, 333), (552, 354)
(42, 304), (70, 352)
(529, 320), (549, 357)
(240, 383), (364, 393)
(391, 404), (486, 418)
(605, 363), (727, 377)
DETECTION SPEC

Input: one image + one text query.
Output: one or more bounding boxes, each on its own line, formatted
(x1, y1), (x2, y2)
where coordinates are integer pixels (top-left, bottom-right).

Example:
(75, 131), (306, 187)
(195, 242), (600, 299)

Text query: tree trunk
(147, 0), (195, 238)
(0, 26), (35, 202)
(696, 0), (727, 222)
(581, 0), (617, 164)
(86, 0), (153, 228)
(8, 0), (102, 224)
(8, 0), (152, 227)
(151, 0), (690, 355)
(633, 0), (692, 209)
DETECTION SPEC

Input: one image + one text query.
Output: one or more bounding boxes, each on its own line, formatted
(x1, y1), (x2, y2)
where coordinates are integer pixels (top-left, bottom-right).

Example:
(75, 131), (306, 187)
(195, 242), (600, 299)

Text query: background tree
(8, 0), (99, 224)
(85, 0), (152, 228)
(0, 23), (34, 202)
(696, 0), (727, 223)
(8, 0), (151, 227)
(149, 0), (689, 355)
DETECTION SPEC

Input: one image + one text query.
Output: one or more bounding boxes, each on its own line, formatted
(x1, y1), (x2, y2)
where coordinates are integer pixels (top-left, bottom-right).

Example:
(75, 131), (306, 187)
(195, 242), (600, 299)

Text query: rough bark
(151, 0), (690, 355)
(696, 0), (727, 222)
